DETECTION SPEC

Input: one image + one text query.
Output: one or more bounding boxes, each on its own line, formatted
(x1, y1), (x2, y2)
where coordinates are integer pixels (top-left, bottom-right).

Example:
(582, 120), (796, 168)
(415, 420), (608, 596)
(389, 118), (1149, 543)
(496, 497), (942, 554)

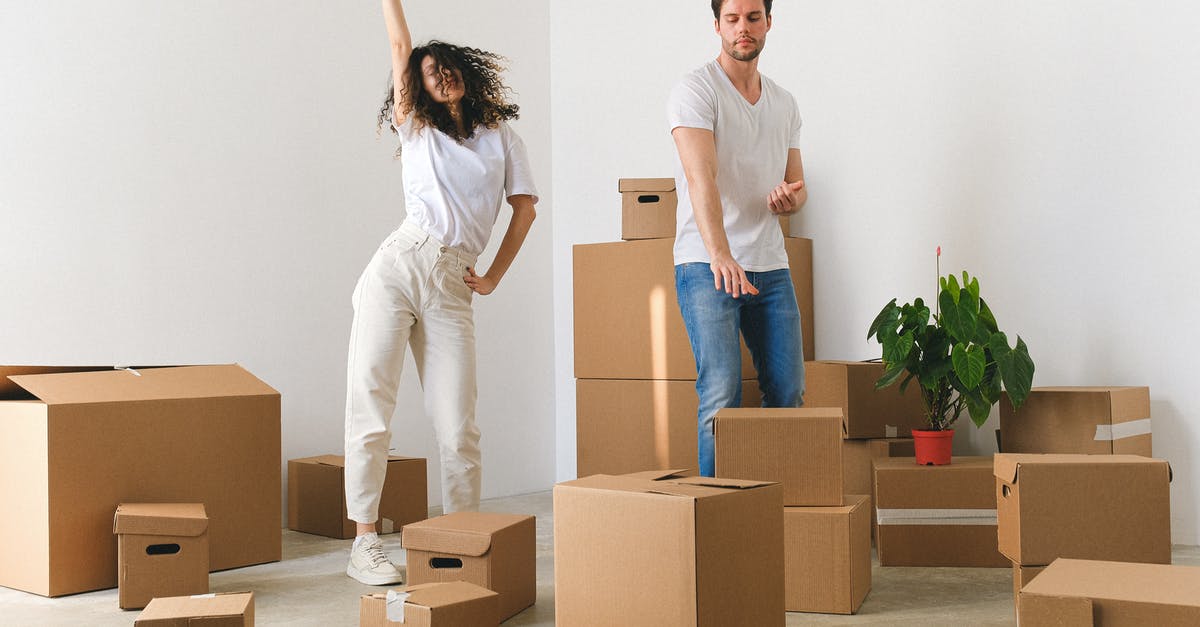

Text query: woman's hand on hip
(464, 267), (496, 295)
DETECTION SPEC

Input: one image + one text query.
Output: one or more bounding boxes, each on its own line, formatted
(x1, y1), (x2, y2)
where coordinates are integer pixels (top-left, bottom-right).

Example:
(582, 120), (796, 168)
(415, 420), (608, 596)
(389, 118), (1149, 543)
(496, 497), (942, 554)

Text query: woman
(343, 0), (538, 585)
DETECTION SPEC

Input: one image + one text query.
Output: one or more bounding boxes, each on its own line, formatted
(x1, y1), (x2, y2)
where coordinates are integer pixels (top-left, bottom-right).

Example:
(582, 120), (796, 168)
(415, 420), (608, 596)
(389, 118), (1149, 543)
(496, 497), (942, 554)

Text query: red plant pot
(912, 428), (955, 465)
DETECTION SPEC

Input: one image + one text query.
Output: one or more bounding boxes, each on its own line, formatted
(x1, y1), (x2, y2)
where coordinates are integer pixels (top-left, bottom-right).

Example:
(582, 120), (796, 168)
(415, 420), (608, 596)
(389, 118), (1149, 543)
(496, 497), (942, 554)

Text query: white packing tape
(876, 508), (998, 526)
(1094, 418), (1152, 441)
(884, 425), (899, 438)
(386, 590), (411, 622)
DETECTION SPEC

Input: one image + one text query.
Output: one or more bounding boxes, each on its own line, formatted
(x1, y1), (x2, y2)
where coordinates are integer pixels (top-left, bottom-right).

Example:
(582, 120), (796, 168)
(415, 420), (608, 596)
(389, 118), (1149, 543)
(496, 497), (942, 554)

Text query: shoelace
(362, 541), (391, 569)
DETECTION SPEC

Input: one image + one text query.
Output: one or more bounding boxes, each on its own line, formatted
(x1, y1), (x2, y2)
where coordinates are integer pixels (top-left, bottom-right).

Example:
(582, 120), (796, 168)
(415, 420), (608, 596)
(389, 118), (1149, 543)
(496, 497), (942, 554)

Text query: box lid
(558, 473), (775, 500)
(114, 503), (209, 537)
(293, 454), (419, 468)
(715, 406), (848, 435)
(401, 512), (532, 557)
(0, 366), (114, 399)
(1023, 558), (1200, 606)
(618, 178), (675, 193)
(137, 591), (253, 620)
(994, 453), (1172, 483)
(8, 364), (278, 405)
(364, 580), (499, 609)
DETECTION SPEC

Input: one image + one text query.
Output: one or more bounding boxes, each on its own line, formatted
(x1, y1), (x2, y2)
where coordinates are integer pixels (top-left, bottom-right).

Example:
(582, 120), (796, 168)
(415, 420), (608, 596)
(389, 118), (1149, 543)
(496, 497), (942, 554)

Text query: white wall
(0, 1), (555, 512)
(550, 1), (1200, 544)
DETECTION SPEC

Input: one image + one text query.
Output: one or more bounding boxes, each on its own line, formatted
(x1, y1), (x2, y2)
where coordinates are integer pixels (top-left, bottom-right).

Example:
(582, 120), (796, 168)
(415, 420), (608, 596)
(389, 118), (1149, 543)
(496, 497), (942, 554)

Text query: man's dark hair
(711, 0), (773, 19)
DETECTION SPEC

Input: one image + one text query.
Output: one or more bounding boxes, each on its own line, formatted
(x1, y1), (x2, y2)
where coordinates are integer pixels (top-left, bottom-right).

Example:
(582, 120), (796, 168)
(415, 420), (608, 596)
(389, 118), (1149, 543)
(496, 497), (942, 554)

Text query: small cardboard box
(873, 456), (1008, 567)
(554, 471), (784, 627)
(402, 512), (535, 622)
(994, 453), (1172, 567)
(784, 495), (871, 615)
(1012, 563), (1045, 617)
(573, 237), (814, 380)
(999, 386), (1152, 456)
(114, 503), (209, 610)
(135, 591), (254, 626)
(0, 364), (281, 597)
(803, 361), (928, 439)
(576, 378), (762, 477)
(288, 455), (427, 539)
(714, 407), (845, 506)
(842, 438), (914, 541)
(620, 178), (677, 240)
(1019, 559), (1200, 625)
(359, 581), (500, 627)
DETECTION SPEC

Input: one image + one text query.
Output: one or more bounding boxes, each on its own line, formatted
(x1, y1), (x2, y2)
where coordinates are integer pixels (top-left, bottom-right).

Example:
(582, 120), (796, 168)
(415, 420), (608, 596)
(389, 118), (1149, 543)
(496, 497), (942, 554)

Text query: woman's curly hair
(377, 41), (519, 147)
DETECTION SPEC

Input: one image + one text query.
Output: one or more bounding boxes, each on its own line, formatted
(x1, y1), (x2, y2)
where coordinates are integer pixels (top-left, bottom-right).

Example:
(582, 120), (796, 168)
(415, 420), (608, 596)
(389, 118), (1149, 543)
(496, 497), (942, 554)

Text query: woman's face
(420, 55), (465, 104)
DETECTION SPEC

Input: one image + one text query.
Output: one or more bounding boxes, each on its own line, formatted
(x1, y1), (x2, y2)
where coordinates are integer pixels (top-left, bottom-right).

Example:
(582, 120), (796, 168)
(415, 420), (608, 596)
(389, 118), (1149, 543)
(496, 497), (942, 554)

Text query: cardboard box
(803, 361), (929, 439)
(554, 471), (784, 627)
(114, 503), (209, 610)
(1000, 387), (1152, 456)
(576, 378), (762, 477)
(573, 237), (814, 380)
(0, 364), (281, 597)
(842, 438), (914, 541)
(1019, 559), (1200, 625)
(359, 581), (500, 627)
(1012, 563), (1045, 618)
(402, 512), (535, 622)
(135, 591), (254, 626)
(618, 178), (790, 240)
(288, 455), (427, 539)
(714, 407), (845, 506)
(873, 456), (1008, 567)
(784, 495), (871, 614)
(995, 453), (1171, 567)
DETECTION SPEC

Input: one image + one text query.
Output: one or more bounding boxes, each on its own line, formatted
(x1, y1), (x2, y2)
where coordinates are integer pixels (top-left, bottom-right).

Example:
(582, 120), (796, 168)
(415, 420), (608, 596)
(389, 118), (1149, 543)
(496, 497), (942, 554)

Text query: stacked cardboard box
(1000, 386), (1152, 456)
(573, 181), (815, 477)
(288, 454), (427, 538)
(114, 503), (210, 610)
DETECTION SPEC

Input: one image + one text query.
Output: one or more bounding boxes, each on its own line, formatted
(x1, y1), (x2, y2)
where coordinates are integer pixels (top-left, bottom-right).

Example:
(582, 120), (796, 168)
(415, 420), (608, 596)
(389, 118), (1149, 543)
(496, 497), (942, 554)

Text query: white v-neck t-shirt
(394, 118), (538, 257)
(667, 59), (802, 271)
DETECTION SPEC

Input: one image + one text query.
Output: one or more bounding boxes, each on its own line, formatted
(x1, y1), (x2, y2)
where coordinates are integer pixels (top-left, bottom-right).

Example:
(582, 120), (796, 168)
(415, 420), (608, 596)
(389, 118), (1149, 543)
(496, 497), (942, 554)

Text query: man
(669, 0), (807, 477)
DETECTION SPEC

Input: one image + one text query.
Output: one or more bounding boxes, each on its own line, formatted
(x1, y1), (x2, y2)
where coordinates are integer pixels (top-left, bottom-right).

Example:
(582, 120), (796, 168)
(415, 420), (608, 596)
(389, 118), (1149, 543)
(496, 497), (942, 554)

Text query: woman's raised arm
(382, 0), (414, 125)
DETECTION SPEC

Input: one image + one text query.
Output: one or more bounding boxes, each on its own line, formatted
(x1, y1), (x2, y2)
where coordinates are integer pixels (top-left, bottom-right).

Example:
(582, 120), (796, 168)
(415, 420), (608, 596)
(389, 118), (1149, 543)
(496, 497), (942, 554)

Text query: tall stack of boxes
(574, 179), (814, 477)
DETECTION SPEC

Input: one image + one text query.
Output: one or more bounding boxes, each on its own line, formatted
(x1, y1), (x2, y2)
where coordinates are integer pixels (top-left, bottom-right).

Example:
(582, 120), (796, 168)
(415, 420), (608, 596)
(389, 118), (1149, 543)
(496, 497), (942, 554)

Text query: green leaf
(898, 371), (915, 394)
(884, 330), (915, 364)
(941, 285), (979, 344)
(966, 391), (993, 428)
(1003, 336), (1036, 409)
(867, 299), (899, 340)
(978, 297), (998, 333)
(952, 343), (986, 389)
(964, 273), (980, 301)
(875, 362), (907, 389)
(941, 274), (962, 305)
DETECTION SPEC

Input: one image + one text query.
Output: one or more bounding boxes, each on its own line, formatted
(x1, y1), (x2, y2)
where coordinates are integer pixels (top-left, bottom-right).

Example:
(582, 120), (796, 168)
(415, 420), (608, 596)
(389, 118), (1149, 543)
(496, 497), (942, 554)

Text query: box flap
(618, 178), (675, 193)
(1, 366), (122, 400)
(1025, 558), (1200, 606)
(401, 512), (531, 557)
(715, 406), (848, 435)
(138, 591), (253, 620)
(994, 453), (1170, 483)
(312, 455), (346, 467)
(622, 469), (693, 480)
(403, 580), (499, 609)
(114, 503), (209, 537)
(669, 476), (775, 490)
(9, 364), (277, 405)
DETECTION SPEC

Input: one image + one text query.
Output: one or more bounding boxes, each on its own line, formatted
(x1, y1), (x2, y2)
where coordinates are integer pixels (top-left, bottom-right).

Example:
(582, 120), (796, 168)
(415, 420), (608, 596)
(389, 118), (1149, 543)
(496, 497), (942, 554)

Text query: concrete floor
(4, 491), (1198, 626)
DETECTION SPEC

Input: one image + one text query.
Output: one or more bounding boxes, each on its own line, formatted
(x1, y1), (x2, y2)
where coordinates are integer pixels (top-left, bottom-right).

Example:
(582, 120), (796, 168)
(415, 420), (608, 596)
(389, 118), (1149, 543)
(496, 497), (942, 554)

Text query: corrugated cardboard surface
(803, 361), (928, 439)
(843, 438), (914, 543)
(1000, 386), (1152, 456)
(135, 591), (254, 626)
(573, 237), (814, 380)
(287, 455), (427, 539)
(0, 365), (281, 597)
(874, 456), (1008, 567)
(115, 503), (210, 610)
(620, 178), (677, 240)
(402, 512), (535, 622)
(576, 378), (762, 477)
(1019, 559), (1200, 625)
(1012, 563), (1045, 618)
(784, 495), (871, 614)
(714, 407), (844, 506)
(995, 454), (1171, 567)
(359, 581), (500, 627)
(553, 474), (784, 627)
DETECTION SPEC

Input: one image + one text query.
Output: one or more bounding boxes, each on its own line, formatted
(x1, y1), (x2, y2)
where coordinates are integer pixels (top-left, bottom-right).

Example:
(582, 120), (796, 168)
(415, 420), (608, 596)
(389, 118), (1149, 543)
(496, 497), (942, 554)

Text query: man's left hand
(768, 179), (806, 215)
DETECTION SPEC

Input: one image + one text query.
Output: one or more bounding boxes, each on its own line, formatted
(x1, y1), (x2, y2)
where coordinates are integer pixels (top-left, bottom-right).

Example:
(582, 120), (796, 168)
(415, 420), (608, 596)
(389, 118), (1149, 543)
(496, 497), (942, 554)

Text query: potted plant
(867, 265), (1035, 465)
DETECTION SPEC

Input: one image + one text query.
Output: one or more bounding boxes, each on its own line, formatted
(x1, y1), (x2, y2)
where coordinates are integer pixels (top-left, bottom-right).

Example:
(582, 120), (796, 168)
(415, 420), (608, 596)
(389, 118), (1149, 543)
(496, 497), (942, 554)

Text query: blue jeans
(675, 263), (805, 477)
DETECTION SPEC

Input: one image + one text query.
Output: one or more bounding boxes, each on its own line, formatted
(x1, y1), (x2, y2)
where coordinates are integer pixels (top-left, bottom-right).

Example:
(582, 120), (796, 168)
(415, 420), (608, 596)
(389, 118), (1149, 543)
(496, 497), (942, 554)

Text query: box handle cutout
(147, 543), (181, 556)
(430, 557), (463, 569)
(637, 194), (661, 204)
(1001, 485), (1011, 498)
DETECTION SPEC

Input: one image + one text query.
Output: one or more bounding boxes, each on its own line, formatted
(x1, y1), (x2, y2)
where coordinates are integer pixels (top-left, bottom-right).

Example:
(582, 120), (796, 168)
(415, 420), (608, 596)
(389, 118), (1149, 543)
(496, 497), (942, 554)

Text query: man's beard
(727, 39), (763, 61)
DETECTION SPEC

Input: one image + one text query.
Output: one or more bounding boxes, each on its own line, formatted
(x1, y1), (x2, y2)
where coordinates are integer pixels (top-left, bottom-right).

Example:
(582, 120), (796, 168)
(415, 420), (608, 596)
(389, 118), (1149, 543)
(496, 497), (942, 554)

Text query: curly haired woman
(343, 0), (538, 585)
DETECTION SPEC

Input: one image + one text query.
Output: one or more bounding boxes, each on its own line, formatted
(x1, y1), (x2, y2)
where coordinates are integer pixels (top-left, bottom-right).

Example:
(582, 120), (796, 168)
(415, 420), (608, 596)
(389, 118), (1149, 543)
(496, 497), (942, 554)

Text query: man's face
(714, 0), (771, 62)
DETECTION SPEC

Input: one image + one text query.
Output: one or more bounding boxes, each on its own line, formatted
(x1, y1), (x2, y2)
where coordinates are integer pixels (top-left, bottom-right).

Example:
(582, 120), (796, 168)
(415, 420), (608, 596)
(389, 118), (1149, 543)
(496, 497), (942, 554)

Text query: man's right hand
(710, 251), (760, 298)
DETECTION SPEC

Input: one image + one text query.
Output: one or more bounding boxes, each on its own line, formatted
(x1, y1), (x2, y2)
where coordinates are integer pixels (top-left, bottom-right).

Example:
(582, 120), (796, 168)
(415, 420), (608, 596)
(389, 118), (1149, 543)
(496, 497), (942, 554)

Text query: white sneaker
(346, 533), (404, 585)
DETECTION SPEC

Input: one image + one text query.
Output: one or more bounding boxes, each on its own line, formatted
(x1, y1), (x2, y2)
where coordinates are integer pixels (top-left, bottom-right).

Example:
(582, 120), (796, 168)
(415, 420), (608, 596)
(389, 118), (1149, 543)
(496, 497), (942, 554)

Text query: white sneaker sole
(346, 564), (405, 586)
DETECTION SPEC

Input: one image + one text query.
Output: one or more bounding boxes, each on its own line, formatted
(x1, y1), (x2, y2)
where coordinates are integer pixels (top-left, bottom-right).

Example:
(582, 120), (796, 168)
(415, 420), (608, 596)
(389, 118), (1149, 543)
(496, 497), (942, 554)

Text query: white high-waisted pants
(344, 221), (481, 522)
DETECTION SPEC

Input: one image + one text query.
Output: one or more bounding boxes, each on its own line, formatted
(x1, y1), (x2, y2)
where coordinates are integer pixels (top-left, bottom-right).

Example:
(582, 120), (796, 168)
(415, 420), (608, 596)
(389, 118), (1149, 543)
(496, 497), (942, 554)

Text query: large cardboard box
(842, 438), (914, 541)
(573, 237), (814, 380)
(114, 503), (209, 610)
(804, 361), (929, 439)
(554, 471), (784, 627)
(359, 581), (500, 627)
(402, 512), (535, 622)
(714, 407), (845, 506)
(1012, 563), (1046, 618)
(288, 455), (427, 539)
(784, 495), (871, 614)
(618, 178), (790, 240)
(873, 456), (1008, 567)
(1019, 559), (1200, 625)
(0, 364), (281, 597)
(576, 378), (762, 477)
(1000, 387), (1152, 456)
(135, 591), (254, 626)
(994, 454), (1171, 567)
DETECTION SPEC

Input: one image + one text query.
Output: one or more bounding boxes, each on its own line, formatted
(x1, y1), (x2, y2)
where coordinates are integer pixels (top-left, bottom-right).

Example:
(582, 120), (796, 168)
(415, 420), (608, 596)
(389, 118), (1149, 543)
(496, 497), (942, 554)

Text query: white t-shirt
(394, 118), (538, 257)
(667, 60), (802, 271)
